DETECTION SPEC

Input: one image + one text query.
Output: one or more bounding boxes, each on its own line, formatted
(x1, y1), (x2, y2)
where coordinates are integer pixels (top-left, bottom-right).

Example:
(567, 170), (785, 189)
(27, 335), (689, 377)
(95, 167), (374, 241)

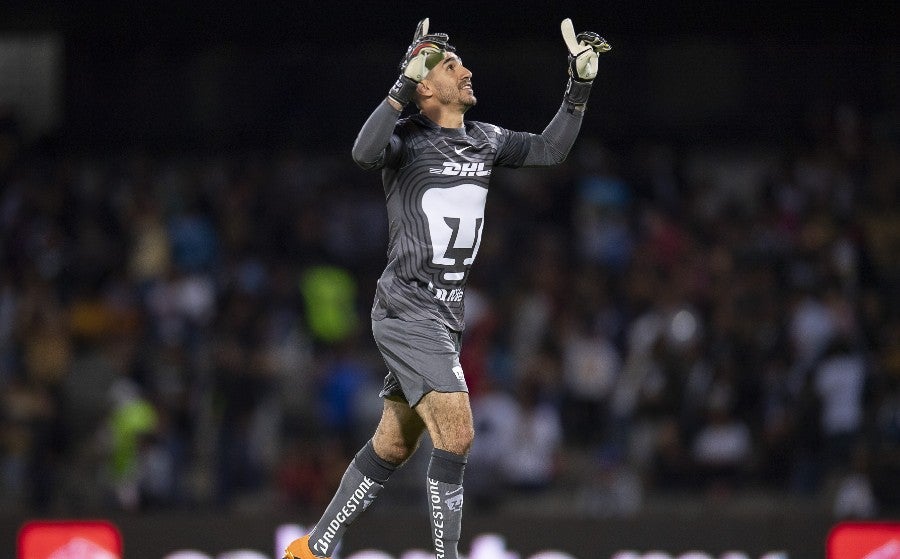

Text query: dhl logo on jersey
(429, 162), (491, 177)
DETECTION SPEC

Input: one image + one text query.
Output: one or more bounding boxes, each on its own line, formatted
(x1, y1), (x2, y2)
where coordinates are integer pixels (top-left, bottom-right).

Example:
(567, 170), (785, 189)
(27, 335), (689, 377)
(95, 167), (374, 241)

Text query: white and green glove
(561, 18), (611, 109)
(388, 18), (455, 107)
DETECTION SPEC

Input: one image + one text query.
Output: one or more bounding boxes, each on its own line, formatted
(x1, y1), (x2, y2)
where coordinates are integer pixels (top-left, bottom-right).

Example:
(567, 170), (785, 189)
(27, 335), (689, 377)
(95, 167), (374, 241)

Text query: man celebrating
(284, 17), (609, 559)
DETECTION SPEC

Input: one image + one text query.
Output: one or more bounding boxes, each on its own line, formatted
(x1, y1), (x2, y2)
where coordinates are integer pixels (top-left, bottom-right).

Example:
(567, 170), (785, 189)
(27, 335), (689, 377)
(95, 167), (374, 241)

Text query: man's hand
(388, 18), (455, 107)
(401, 18), (452, 82)
(560, 18), (610, 110)
(561, 18), (611, 82)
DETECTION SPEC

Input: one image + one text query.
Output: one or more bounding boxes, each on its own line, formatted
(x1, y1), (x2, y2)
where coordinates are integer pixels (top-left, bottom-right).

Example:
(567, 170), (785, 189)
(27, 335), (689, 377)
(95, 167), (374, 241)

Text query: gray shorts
(371, 316), (467, 407)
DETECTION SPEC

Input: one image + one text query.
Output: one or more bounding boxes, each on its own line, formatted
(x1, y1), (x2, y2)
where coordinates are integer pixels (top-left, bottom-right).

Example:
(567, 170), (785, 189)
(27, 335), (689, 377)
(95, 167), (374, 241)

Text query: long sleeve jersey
(352, 97), (586, 332)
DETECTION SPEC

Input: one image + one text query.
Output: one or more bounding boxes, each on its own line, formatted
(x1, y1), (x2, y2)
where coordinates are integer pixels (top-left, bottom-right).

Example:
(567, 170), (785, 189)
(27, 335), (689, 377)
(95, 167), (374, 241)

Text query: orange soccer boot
(283, 535), (328, 559)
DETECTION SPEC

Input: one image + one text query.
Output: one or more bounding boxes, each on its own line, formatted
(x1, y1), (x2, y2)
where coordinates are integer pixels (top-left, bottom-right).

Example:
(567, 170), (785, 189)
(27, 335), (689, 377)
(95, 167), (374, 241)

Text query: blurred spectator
(168, 197), (219, 274)
(104, 379), (159, 511)
(560, 312), (622, 447)
(316, 343), (380, 450)
(212, 335), (273, 507)
(572, 143), (634, 273)
(690, 399), (754, 496)
(467, 376), (518, 509)
(832, 445), (878, 519)
(757, 357), (795, 489)
(813, 336), (868, 473)
(788, 289), (836, 372)
(127, 194), (172, 286)
(833, 470), (878, 519)
(299, 264), (358, 347)
(507, 230), (567, 385)
(500, 376), (564, 492)
(145, 269), (217, 348)
(649, 417), (692, 490)
(0, 371), (61, 512)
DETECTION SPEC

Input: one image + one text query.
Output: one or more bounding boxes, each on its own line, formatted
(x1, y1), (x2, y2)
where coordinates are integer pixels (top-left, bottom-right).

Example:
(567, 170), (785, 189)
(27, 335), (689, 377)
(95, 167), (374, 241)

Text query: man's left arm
(519, 101), (586, 167)
(518, 19), (611, 167)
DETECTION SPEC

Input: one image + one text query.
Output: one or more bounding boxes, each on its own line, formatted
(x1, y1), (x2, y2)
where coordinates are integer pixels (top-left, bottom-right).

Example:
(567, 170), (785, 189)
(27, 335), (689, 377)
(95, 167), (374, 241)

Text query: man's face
(424, 52), (477, 109)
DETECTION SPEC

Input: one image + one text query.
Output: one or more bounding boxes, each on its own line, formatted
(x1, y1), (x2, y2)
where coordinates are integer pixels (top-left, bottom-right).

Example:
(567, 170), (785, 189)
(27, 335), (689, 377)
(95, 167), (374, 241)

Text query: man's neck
(421, 107), (465, 129)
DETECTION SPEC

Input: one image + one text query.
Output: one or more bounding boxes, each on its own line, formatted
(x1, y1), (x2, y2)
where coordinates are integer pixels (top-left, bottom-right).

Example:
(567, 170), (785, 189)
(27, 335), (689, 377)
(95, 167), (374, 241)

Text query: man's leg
(415, 390), (474, 559)
(284, 398), (426, 559)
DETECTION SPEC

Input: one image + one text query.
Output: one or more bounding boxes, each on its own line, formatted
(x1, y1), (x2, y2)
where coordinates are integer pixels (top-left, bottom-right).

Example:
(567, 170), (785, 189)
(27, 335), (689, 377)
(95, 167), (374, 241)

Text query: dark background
(3, 1), (899, 150)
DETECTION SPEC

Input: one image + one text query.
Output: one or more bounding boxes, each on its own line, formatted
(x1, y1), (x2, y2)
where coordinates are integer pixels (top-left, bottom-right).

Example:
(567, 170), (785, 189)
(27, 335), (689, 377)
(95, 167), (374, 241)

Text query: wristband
(388, 75), (418, 107)
(564, 78), (592, 111)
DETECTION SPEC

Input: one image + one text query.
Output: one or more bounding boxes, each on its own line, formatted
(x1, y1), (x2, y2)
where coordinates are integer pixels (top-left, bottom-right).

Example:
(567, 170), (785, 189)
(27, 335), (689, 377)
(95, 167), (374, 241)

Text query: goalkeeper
(284, 17), (609, 559)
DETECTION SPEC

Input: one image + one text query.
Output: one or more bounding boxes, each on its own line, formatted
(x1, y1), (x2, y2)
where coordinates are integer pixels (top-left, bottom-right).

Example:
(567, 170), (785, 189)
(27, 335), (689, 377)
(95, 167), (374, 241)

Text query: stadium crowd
(0, 101), (898, 520)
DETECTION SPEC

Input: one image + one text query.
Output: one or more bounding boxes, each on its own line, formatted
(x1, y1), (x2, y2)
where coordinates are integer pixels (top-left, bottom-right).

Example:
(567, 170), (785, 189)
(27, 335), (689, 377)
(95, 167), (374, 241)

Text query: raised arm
(521, 18), (611, 167)
(351, 18), (453, 169)
(351, 100), (403, 170)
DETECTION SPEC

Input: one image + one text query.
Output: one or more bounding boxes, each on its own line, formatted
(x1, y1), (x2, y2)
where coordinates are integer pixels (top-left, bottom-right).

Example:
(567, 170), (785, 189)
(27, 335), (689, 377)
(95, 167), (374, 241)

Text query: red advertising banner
(17, 520), (123, 559)
(827, 522), (900, 559)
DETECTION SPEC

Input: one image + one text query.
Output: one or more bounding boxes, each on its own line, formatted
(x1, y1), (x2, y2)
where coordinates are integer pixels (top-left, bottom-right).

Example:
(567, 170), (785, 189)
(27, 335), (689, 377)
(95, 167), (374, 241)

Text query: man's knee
(372, 433), (420, 465)
(418, 390), (475, 456)
(445, 415), (475, 455)
(445, 424), (475, 456)
(372, 398), (426, 465)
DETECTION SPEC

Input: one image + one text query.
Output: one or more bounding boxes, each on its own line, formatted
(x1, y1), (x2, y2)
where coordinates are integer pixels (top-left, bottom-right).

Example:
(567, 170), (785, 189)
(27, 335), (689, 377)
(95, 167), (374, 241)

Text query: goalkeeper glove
(560, 18), (611, 108)
(388, 18), (455, 107)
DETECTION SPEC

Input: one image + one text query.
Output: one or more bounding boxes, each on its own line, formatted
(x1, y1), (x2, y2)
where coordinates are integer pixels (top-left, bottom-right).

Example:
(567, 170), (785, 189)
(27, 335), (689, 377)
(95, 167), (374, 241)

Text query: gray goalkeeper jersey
(354, 100), (584, 331)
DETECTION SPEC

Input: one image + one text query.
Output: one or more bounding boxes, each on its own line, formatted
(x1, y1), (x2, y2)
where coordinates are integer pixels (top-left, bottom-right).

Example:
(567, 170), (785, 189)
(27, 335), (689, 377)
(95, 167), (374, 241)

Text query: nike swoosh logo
(453, 146), (471, 156)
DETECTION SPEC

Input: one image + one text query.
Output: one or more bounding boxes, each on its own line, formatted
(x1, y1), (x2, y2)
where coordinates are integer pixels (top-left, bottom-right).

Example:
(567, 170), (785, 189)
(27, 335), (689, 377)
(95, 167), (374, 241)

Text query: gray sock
(426, 448), (467, 559)
(308, 441), (396, 557)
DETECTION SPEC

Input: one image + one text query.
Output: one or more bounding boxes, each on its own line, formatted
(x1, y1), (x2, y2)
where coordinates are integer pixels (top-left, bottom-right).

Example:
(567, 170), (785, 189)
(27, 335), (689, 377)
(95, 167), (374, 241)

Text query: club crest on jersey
(430, 162), (491, 177)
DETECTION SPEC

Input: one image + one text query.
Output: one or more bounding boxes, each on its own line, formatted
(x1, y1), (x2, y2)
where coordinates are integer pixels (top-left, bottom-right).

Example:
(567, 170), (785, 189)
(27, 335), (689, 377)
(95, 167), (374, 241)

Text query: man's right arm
(352, 18), (452, 170)
(351, 99), (403, 170)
